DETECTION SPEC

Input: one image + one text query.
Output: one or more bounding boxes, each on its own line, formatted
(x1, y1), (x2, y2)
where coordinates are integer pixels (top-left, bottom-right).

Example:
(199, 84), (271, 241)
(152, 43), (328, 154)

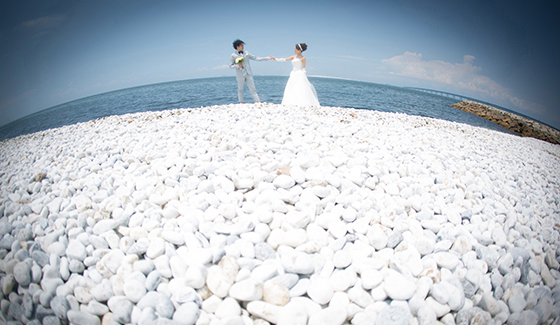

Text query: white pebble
(307, 277), (334, 305)
(1, 103), (558, 325)
(383, 270), (417, 300)
(229, 278), (263, 301)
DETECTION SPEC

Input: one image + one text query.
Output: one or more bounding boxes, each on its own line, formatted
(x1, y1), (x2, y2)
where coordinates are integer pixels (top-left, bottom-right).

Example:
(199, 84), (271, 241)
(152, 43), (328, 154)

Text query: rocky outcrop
(451, 100), (560, 145)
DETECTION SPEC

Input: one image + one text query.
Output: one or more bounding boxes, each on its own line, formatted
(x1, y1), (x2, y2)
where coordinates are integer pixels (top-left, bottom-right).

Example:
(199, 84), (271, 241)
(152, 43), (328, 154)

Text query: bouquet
(235, 56), (245, 69)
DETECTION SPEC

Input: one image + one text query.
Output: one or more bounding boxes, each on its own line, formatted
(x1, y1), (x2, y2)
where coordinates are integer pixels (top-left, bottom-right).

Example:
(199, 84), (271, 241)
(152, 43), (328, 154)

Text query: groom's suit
(230, 51), (269, 102)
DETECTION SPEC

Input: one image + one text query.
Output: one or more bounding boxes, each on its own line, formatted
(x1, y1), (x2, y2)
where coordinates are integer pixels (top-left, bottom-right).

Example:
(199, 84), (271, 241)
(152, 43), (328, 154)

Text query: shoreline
(0, 104), (559, 325)
(451, 100), (560, 145)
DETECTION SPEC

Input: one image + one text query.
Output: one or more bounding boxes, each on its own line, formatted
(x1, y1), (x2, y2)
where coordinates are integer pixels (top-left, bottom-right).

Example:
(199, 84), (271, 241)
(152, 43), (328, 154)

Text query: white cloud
(457, 75), (546, 114)
(463, 55), (476, 63)
(22, 15), (65, 29)
(380, 52), (545, 114)
(381, 52), (482, 85)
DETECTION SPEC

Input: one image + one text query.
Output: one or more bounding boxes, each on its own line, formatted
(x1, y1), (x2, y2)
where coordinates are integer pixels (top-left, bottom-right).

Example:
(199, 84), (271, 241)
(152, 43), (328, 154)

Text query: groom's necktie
(238, 51), (243, 54)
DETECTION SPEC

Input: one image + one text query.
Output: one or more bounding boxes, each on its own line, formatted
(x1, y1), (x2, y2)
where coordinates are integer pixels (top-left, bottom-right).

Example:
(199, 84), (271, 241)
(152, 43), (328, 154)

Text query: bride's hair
(296, 43), (308, 52)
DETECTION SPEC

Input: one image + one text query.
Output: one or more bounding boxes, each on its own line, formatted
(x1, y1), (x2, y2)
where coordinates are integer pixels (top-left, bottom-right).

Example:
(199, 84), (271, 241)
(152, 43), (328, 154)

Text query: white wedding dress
(281, 58), (320, 106)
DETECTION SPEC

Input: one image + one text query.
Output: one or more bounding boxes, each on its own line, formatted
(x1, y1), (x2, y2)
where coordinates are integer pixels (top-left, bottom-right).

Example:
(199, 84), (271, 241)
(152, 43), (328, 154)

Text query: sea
(0, 76), (522, 142)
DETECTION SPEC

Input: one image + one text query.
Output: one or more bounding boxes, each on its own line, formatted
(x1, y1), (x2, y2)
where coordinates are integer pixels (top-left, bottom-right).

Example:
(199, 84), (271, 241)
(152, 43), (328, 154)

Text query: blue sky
(1, 0), (559, 129)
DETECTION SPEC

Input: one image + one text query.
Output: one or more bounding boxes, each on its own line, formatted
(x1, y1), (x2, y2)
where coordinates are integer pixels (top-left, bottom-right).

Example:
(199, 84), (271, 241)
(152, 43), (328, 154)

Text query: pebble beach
(0, 103), (559, 325)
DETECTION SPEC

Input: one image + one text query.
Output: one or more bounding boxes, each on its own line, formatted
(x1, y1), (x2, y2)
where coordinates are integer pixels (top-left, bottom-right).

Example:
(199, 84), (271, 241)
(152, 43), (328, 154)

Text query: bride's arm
(302, 57), (306, 69)
(273, 55), (296, 61)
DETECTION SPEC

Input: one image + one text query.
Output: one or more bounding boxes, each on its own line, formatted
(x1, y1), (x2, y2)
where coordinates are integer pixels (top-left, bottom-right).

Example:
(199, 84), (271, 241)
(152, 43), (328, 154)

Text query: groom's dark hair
(233, 39), (244, 49)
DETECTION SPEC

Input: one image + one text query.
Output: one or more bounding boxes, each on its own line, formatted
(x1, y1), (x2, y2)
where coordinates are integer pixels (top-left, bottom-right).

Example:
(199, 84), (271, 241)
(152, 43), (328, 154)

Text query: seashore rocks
(451, 100), (560, 145)
(0, 103), (559, 325)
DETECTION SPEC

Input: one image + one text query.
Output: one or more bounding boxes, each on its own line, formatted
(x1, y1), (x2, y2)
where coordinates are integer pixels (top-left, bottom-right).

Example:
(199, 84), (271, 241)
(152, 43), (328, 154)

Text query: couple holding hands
(229, 39), (320, 107)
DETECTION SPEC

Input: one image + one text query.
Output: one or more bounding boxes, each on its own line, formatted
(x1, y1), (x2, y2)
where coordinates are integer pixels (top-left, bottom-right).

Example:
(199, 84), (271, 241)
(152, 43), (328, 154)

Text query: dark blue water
(0, 76), (516, 142)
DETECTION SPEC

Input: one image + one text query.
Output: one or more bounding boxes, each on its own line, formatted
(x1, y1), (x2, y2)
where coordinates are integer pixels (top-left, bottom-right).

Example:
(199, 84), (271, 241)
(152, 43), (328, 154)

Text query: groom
(230, 39), (272, 103)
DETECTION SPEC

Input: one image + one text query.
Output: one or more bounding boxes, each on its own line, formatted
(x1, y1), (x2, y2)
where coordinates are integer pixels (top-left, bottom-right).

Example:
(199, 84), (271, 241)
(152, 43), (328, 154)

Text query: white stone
(219, 255), (240, 282)
(215, 297), (241, 319)
(201, 294), (222, 314)
(329, 220), (348, 239)
(465, 268), (483, 289)
(86, 300), (109, 316)
(101, 250), (125, 274)
(307, 277), (334, 305)
(330, 269), (355, 292)
(281, 251), (314, 274)
(383, 270), (417, 301)
(185, 264), (207, 289)
(135, 292), (173, 318)
(351, 311), (377, 325)
(252, 261), (279, 283)
(66, 240), (87, 261)
(308, 306), (347, 325)
(392, 246), (423, 277)
(429, 282), (450, 304)
(478, 293), (502, 316)
(123, 279), (146, 303)
(67, 310), (101, 325)
(412, 234), (436, 256)
(433, 252), (460, 270)
(442, 281), (464, 311)
(247, 301), (282, 324)
(3, 103), (560, 325)
(146, 237), (165, 259)
(277, 300), (309, 325)
(333, 250), (352, 269)
(508, 294), (527, 313)
(13, 261), (32, 287)
(153, 255), (172, 278)
(425, 297), (450, 318)
(450, 235), (472, 255)
(172, 285), (198, 304)
(263, 280), (290, 306)
(219, 203), (237, 219)
(273, 175), (295, 188)
(376, 305), (413, 325)
(91, 279), (113, 302)
(74, 285), (92, 304)
(361, 269), (383, 290)
(367, 225), (388, 250)
(272, 273), (299, 289)
(183, 248), (213, 266)
(93, 219), (119, 235)
(206, 265), (233, 298)
(348, 284), (373, 308)
(229, 278), (263, 301)
(289, 278), (310, 298)
(161, 230), (185, 245)
(282, 229), (308, 247)
(172, 302), (200, 325)
(417, 305), (437, 325)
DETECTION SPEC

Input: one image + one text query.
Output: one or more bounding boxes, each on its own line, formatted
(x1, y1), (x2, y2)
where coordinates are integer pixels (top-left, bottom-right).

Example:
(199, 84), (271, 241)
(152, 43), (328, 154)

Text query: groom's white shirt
(230, 51), (268, 77)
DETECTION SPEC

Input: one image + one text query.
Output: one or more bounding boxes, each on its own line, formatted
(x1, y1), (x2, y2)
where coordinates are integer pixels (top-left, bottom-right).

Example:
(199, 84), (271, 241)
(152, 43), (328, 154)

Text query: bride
(274, 43), (320, 106)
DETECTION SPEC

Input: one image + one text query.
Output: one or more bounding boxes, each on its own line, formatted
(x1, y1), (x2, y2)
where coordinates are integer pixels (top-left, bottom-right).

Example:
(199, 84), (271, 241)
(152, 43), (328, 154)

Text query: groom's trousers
(237, 75), (260, 103)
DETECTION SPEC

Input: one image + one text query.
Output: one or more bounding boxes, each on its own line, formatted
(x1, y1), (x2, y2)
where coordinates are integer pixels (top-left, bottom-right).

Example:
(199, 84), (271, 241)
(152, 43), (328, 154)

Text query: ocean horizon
(0, 76), (543, 142)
